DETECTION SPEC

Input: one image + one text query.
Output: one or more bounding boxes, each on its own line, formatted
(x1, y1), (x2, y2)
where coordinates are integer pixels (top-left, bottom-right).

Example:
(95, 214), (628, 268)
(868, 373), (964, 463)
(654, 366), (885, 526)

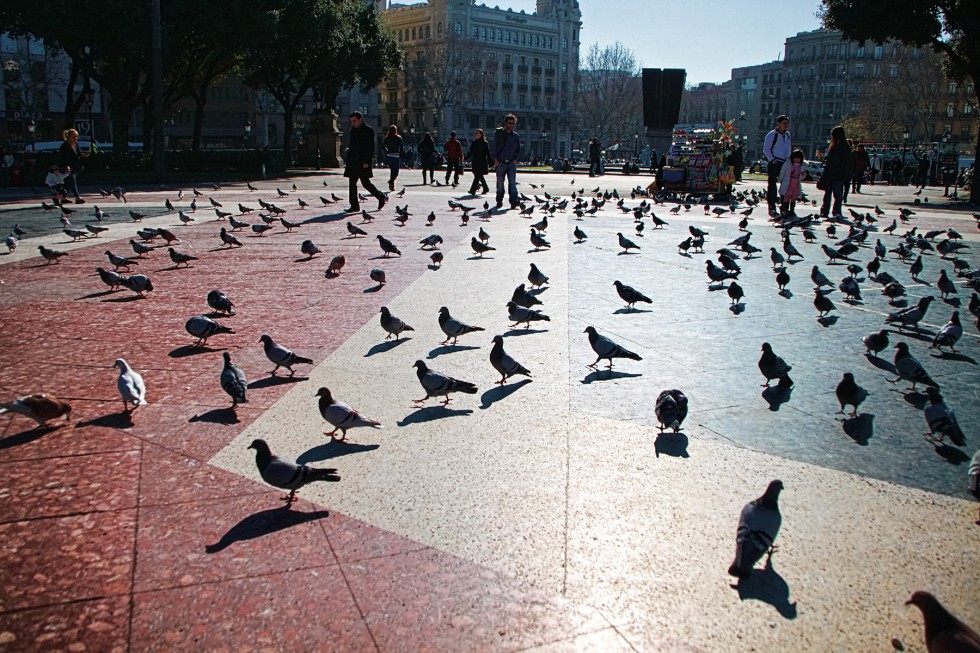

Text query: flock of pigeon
(2, 175), (980, 652)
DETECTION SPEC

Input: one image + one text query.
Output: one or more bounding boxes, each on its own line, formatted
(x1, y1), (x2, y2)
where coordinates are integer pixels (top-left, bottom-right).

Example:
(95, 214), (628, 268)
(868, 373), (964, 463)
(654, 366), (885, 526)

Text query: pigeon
(129, 210), (146, 222)
(281, 218), (300, 232)
(923, 388), (965, 447)
(209, 196), (223, 208)
(478, 227), (491, 244)
(438, 306), (484, 345)
(178, 211), (195, 225)
(430, 251), (444, 267)
(770, 248), (785, 269)
(654, 389), (688, 433)
(507, 302), (551, 328)
(512, 283), (542, 309)
(835, 372), (867, 416)
(220, 351), (248, 408)
(300, 240), (321, 259)
(811, 265), (833, 290)
(248, 438), (339, 506)
(326, 255), (346, 276)
(728, 480), (783, 579)
(584, 326), (642, 369)
(677, 237), (693, 254)
(910, 255), (924, 279)
(96, 267), (125, 291)
(839, 276), (862, 301)
(573, 225), (588, 242)
(114, 358), (147, 412)
(64, 228), (89, 241)
(617, 232), (640, 253)
(727, 281), (745, 306)
(931, 311), (963, 352)
(782, 236), (803, 260)
(369, 268), (386, 286)
(118, 274), (154, 296)
(489, 335), (532, 384)
(905, 591), (980, 653)
(297, 198), (309, 209)
(705, 260), (737, 285)
(185, 315), (234, 346)
(530, 229), (551, 250)
(377, 235), (401, 257)
(814, 289), (836, 317)
(167, 247), (198, 268)
(379, 306), (414, 340)
(886, 296), (935, 330)
(206, 289), (235, 315)
(219, 228), (244, 248)
(229, 216), (249, 231)
(527, 263), (549, 289)
(775, 268), (790, 291)
(412, 360), (478, 405)
(614, 280), (652, 310)
(759, 342), (792, 387)
(890, 342), (939, 391)
(85, 223), (109, 237)
(251, 223), (273, 236)
(970, 451), (980, 521)
(259, 334), (313, 376)
(936, 269), (957, 299)
(822, 243), (847, 263)
(470, 237), (495, 257)
(38, 245), (69, 264)
(0, 393), (72, 427)
(239, 203), (254, 214)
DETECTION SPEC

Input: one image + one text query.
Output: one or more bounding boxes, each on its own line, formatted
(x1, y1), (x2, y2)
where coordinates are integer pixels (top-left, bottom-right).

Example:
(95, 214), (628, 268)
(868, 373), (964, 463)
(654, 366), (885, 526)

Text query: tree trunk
(141, 102), (154, 155)
(110, 102), (135, 155)
(192, 95), (206, 152)
(972, 129), (979, 205)
(282, 105), (294, 165)
(62, 62), (79, 131)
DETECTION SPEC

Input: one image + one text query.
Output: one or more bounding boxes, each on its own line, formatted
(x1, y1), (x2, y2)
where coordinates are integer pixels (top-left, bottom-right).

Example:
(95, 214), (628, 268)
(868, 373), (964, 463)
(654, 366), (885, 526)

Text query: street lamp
(540, 130), (547, 161)
(633, 132), (639, 160)
(244, 120), (252, 149)
(312, 93), (322, 171)
(84, 87), (95, 147)
(902, 127), (909, 163)
(481, 71), (487, 129)
(409, 123), (416, 165)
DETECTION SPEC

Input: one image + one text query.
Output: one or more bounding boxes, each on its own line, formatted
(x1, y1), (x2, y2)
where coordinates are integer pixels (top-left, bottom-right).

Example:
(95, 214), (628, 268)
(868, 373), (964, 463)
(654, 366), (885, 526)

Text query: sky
(503, 0), (825, 84)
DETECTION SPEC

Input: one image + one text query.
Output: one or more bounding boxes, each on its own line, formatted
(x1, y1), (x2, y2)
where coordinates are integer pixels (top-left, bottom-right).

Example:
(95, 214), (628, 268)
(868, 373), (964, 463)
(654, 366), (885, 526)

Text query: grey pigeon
(37, 245), (69, 264)
(85, 223), (109, 237)
(248, 438), (339, 507)
(813, 289), (836, 317)
(910, 254), (924, 279)
(654, 389), (688, 433)
(114, 358), (147, 412)
(0, 393), (72, 427)
(617, 232), (640, 253)
(810, 265), (833, 290)
(759, 342), (792, 387)
(936, 269), (957, 299)
(839, 276), (862, 301)
(905, 591), (980, 653)
(573, 226), (588, 242)
(64, 228), (88, 241)
(775, 268), (790, 291)
(422, 234), (445, 250)
(300, 240), (321, 258)
(889, 342), (939, 391)
(863, 329), (889, 357)
(470, 237), (495, 257)
(377, 235), (401, 257)
(206, 289), (235, 315)
(96, 267), (125, 291)
(490, 335), (532, 384)
(835, 372), (867, 416)
(167, 247), (198, 268)
(118, 274), (153, 296)
(105, 250), (137, 270)
(327, 255), (346, 275)
(512, 283), (542, 308)
(782, 236), (803, 260)
(430, 251), (444, 267)
(728, 281), (745, 306)
(886, 295), (935, 330)
(706, 260), (737, 284)
(412, 360), (478, 405)
(220, 351), (248, 408)
(584, 326), (642, 369)
(438, 306), (484, 345)
(259, 334), (313, 376)
(369, 268), (386, 285)
(219, 228), (243, 248)
(528, 263), (549, 288)
(185, 315), (234, 346)
(507, 301), (551, 328)
(251, 223), (273, 236)
(380, 306), (414, 340)
(923, 388), (965, 447)
(530, 229), (551, 250)
(317, 387), (383, 440)
(728, 480), (783, 579)
(930, 311), (963, 352)
(229, 216), (249, 231)
(613, 280), (652, 310)
(347, 221), (367, 237)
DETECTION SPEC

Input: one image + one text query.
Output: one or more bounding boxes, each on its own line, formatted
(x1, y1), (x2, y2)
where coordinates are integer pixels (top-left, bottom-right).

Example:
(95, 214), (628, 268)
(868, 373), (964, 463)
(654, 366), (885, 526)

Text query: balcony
(518, 65), (529, 73)
(502, 62), (513, 70)
(544, 68), (555, 76)
(531, 66), (542, 74)
(517, 84), (529, 92)
(544, 86), (555, 94)
(531, 85), (542, 93)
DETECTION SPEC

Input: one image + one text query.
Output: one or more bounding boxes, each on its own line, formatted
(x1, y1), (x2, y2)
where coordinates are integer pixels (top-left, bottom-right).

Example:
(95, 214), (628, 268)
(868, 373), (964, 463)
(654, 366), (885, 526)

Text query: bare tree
(407, 35), (487, 136)
(574, 42), (643, 149)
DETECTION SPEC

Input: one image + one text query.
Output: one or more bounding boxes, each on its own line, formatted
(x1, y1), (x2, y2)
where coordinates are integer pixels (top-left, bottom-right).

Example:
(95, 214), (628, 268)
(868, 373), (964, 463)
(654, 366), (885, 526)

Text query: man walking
(492, 113), (521, 210)
(762, 115), (791, 216)
(343, 111), (386, 213)
(588, 137), (602, 177)
(444, 131), (463, 186)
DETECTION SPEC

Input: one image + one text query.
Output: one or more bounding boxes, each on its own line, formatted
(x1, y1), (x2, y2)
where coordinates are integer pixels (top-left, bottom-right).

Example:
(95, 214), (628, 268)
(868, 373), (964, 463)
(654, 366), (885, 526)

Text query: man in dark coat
(344, 112), (386, 212)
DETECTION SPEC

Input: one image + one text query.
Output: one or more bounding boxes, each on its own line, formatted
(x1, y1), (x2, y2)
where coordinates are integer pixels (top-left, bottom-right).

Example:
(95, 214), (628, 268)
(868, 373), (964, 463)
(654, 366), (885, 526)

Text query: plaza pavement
(0, 170), (977, 652)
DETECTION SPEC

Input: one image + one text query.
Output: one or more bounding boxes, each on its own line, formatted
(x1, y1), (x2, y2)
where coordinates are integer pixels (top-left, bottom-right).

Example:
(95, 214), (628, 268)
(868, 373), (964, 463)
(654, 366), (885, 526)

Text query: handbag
(816, 177), (826, 191)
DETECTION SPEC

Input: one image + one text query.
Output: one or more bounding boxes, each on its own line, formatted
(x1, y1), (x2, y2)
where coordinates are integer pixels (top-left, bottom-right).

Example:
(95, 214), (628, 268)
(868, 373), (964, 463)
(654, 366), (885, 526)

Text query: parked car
(748, 159), (768, 174)
(802, 160), (823, 181)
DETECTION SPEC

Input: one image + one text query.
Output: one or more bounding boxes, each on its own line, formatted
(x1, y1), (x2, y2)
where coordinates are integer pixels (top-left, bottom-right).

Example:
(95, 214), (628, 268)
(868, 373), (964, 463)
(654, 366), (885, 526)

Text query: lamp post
(27, 119), (36, 152)
(409, 123), (416, 166)
(244, 120), (252, 149)
(312, 93), (322, 171)
(902, 127), (909, 163)
(481, 71), (487, 129)
(540, 130), (547, 161)
(633, 132), (639, 161)
(84, 87), (95, 147)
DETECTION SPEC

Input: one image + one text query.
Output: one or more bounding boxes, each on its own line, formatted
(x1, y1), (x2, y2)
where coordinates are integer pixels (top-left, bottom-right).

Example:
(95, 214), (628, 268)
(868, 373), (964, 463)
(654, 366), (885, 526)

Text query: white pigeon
(114, 358), (147, 412)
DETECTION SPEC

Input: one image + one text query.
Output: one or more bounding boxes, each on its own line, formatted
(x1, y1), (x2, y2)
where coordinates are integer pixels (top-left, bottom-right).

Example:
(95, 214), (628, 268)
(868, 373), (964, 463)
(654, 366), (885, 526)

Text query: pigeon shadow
(479, 378), (532, 409)
(363, 284), (385, 293)
(74, 411), (134, 429)
(293, 256), (319, 263)
(653, 431), (689, 458)
(365, 338), (411, 357)
(189, 407), (240, 425)
(614, 307), (653, 314)
(817, 315), (839, 327)
(169, 344), (223, 358)
(76, 289), (119, 300)
(581, 369), (642, 384)
(205, 508), (331, 553)
(901, 391), (929, 410)
(930, 351), (976, 365)
(503, 328), (548, 337)
(864, 354), (896, 373)
(761, 384), (793, 411)
(943, 297), (961, 307)
(427, 264), (442, 271)
(427, 344), (480, 359)
(466, 255), (495, 260)
(101, 294), (145, 303)
(297, 439), (380, 464)
(677, 251), (692, 258)
(0, 425), (59, 450)
(248, 375), (308, 389)
(932, 442), (970, 464)
(732, 558), (797, 620)
(730, 303), (746, 315)
(397, 405), (473, 426)
(841, 413), (874, 445)
(778, 289), (793, 299)
(616, 250), (640, 256)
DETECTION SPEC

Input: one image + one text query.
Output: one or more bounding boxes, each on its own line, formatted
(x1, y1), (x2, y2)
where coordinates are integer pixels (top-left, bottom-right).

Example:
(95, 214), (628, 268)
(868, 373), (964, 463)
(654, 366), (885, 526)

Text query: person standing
(762, 115), (791, 216)
(382, 125), (403, 191)
(0, 146), (11, 186)
(465, 128), (492, 195)
(418, 132), (436, 184)
(777, 149), (805, 216)
(820, 125), (852, 219)
(868, 151), (880, 185)
(443, 131), (463, 186)
(588, 137), (602, 177)
(58, 128), (88, 203)
(343, 111), (385, 213)
(851, 143), (870, 194)
(491, 113), (521, 210)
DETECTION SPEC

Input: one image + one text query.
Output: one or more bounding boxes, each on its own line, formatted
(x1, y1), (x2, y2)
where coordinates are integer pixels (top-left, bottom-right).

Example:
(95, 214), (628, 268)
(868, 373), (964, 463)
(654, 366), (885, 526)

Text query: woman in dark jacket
(382, 125), (403, 191)
(58, 128), (87, 203)
(465, 128), (492, 195)
(820, 125), (851, 219)
(418, 132), (436, 184)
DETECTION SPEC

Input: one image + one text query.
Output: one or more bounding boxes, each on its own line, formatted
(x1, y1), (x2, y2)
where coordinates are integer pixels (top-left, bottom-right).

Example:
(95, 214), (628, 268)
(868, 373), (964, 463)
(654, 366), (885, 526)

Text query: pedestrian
(465, 128), (492, 195)
(58, 128), (88, 203)
(762, 115), (791, 216)
(733, 141), (745, 182)
(0, 146), (11, 186)
(343, 111), (386, 213)
(819, 125), (851, 219)
(850, 143), (870, 194)
(890, 155), (903, 185)
(912, 148), (930, 189)
(868, 152), (880, 185)
(491, 113), (521, 210)
(588, 137), (602, 177)
(418, 132), (436, 184)
(777, 149), (805, 216)
(443, 131), (463, 186)
(382, 125), (403, 191)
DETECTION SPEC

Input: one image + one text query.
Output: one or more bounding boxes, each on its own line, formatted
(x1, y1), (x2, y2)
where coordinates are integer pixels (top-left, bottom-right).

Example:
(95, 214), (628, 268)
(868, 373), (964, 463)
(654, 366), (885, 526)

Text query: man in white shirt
(762, 115), (791, 216)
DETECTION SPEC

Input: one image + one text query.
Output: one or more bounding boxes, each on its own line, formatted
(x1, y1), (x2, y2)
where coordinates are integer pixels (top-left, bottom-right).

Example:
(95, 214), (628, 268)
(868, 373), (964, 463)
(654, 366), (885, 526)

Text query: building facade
(378, 0), (582, 159)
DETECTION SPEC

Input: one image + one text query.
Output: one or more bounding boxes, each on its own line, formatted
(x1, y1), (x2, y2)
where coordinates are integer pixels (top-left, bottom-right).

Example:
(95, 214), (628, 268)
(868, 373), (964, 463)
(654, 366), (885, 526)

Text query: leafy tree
(820, 0), (980, 202)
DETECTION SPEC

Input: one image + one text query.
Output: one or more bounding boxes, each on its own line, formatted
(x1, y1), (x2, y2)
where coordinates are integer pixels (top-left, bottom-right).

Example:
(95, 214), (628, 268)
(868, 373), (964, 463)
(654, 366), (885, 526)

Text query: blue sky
(504, 0), (824, 84)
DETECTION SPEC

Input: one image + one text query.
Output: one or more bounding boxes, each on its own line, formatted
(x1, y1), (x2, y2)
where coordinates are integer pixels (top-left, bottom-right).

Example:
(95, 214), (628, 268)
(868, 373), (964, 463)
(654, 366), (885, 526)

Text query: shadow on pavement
(248, 375), (308, 390)
(427, 344), (480, 359)
(75, 411), (134, 429)
(298, 439), (380, 464)
(189, 407), (240, 425)
(654, 431), (689, 458)
(205, 507), (331, 553)
(480, 378), (532, 409)
(0, 425), (58, 450)
(581, 369), (642, 384)
(865, 354), (896, 373)
(733, 558), (797, 620)
(169, 344), (224, 358)
(762, 384), (793, 411)
(841, 413), (874, 445)
(365, 338), (411, 357)
(397, 405), (473, 426)
(932, 442), (970, 465)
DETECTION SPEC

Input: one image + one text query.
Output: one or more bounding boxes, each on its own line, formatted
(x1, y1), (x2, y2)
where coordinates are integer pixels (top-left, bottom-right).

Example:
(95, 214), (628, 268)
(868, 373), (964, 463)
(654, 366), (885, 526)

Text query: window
(504, 92), (511, 105)
(520, 56), (525, 65)
(561, 63), (567, 73)
(521, 33), (526, 45)
(519, 94), (526, 107)
(546, 96), (552, 109)
(532, 96), (539, 107)
(411, 27), (416, 39)
(472, 26), (478, 38)
(505, 54), (511, 64)
(965, 103), (973, 115)
(506, 31), (511, 43)
(947, 102), (955, 117)
(948, 82), (957, 94)
(481, 27), (487, 39)
(503, 73), (511, 84)
(28, 37), (44, 55)
(889, 64), (898, 77)
(857, 45), (865, 57)
(455, 22), (462, 34)
(855, 64), (864, 77)
(437, 22), (442, 34)
(1, 34), (18, 53)
(873, 63), (881, 77)
(548, 37), (553, 49)
(488, 91), (495, 104)
(874, 45), (882, 59)
(534, 34), (540, 47)
(490, 29), (495, 42)
(519, 74), (526, 84)
(562, 37), (568, 49)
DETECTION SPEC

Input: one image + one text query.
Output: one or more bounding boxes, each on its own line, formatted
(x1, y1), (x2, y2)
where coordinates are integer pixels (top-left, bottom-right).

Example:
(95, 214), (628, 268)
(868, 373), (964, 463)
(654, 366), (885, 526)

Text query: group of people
(344, 112), (523, 212)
